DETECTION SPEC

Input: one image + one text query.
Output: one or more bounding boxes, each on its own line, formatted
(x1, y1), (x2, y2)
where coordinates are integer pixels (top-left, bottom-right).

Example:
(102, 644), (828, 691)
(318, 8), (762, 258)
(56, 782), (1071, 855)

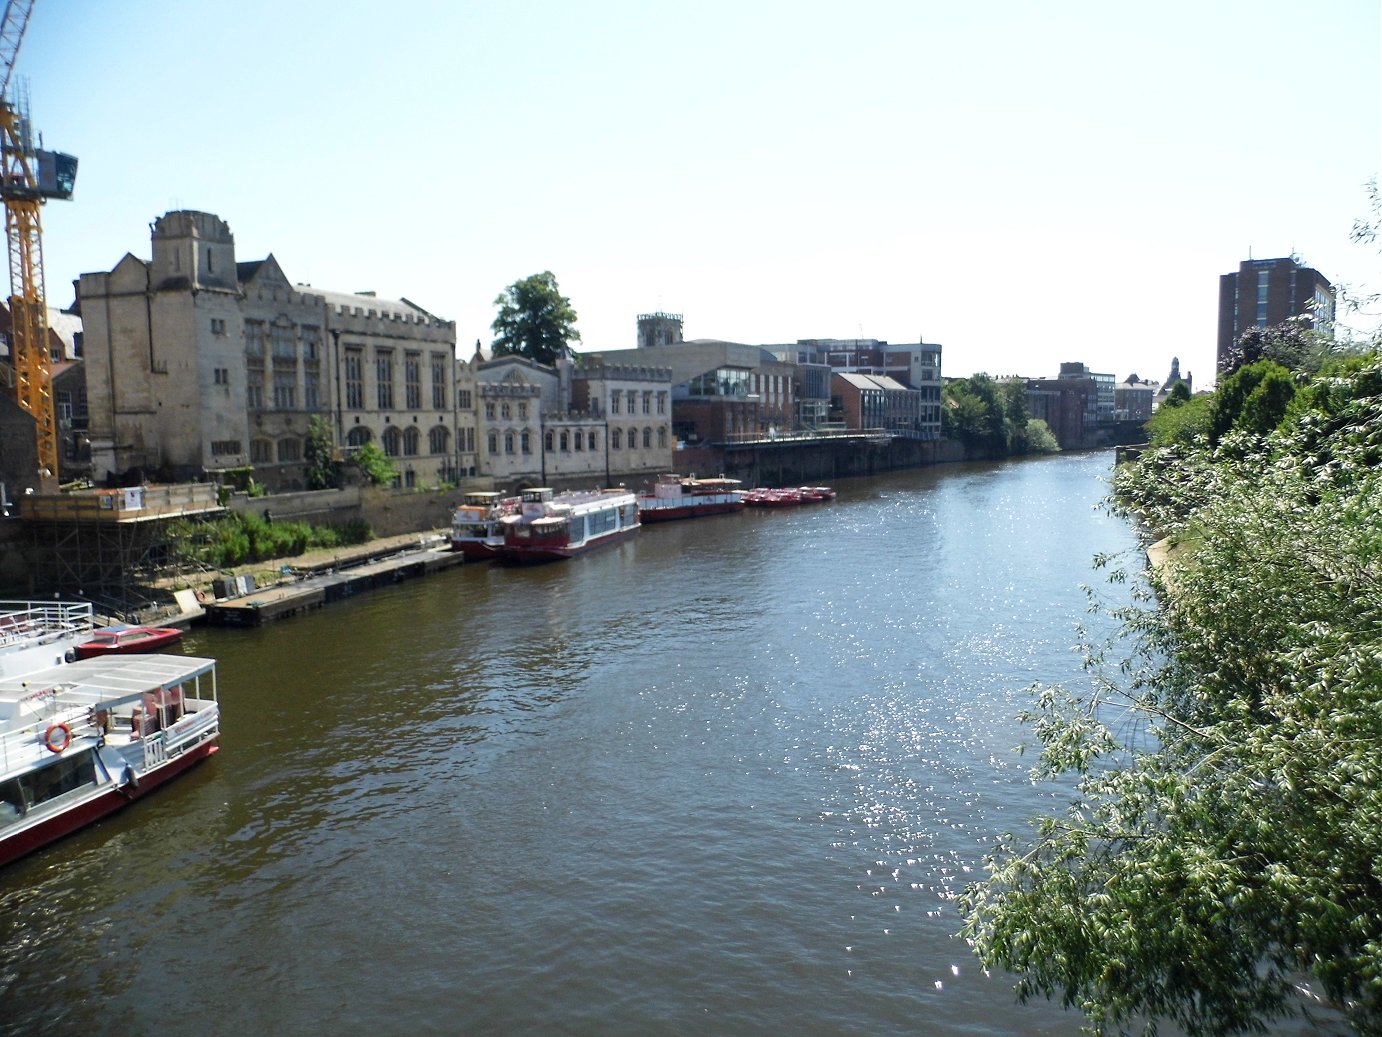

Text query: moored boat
(0, 600), (96, 677)
(497, 486), (639, 564)
(744, 487), (803, 507)
(74, 625), (183, 659)
(636, 474), (745, 523)
(450, 491), (521, 559)
(743, 485), (835, 507)
(0, 653), (221, 867)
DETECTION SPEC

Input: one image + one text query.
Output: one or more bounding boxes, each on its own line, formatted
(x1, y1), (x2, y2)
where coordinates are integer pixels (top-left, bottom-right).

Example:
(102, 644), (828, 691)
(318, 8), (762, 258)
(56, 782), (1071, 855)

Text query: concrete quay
(193, 530), (464, 627)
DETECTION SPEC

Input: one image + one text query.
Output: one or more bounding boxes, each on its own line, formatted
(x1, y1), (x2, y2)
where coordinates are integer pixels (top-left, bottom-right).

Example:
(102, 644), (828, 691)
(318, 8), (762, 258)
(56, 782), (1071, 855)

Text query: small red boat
(74, 626), (184, 659)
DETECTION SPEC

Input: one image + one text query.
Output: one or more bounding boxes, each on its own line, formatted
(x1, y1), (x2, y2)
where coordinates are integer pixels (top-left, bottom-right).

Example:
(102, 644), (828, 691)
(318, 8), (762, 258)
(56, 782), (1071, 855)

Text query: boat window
(22, 753), (98, 808)
(0, 778), (24, 823)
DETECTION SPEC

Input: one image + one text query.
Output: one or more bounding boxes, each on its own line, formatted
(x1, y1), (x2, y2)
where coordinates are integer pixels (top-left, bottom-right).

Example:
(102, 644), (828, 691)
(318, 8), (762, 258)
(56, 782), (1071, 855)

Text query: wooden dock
(203, 544), (466, 626)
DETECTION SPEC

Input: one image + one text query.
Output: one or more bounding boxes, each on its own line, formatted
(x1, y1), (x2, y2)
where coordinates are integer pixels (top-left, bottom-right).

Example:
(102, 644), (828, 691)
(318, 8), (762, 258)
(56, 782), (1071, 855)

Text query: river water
(0, 452), (1318, 1036)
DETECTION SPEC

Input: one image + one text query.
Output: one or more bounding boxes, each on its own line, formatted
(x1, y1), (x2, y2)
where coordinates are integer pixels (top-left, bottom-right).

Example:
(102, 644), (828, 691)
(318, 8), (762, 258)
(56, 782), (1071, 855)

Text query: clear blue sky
(23, 0), (1382, 387)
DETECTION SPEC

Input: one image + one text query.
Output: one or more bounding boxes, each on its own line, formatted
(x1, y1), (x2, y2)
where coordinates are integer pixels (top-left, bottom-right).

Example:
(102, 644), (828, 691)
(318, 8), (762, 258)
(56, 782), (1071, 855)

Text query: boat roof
(0, 654), (217, 723)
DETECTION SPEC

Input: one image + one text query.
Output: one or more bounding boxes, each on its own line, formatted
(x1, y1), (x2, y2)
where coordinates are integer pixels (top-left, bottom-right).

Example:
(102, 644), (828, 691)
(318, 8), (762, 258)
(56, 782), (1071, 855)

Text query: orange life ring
(44, 722), (72, 753)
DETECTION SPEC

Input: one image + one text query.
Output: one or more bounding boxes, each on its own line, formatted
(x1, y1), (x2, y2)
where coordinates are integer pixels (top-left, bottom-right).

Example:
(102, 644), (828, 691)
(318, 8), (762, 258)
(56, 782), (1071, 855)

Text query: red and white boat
(498, 486), (639, 564)
(0, 641), (221, 868)
(74, 625), (184, 659)
(743, 486), (835, 507)
(636, 474), (745, 523)
(450, 491), (521, 559)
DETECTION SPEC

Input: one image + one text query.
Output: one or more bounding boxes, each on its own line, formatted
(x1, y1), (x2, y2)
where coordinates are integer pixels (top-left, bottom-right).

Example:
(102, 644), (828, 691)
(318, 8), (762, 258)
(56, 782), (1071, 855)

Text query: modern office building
(1217, 256), (1334, 374)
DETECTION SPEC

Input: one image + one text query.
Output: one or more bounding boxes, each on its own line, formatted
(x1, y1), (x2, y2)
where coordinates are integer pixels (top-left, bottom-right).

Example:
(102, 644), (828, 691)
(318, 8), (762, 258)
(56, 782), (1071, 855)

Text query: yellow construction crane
(0, 0), (75, 482)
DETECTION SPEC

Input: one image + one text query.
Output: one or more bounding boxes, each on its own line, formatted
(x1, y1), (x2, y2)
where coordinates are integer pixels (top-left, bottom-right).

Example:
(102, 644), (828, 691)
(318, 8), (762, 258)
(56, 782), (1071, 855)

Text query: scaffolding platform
(19, 485), (223, 614)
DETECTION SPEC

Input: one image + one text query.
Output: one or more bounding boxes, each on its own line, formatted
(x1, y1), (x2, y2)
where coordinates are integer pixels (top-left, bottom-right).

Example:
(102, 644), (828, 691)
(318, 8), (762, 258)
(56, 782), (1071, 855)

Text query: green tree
(1001, 380), (1031, 452)
(961, 353), (1382, 1036)
(1024, 418), (1059, 453)
(491, 271), (581, 365)
(944, 375), (1009, 454)
(1144, 390), (1213, 447)
(1208, 359), (1295, 444)
(352, 441), (398, 486)
(304, 415), (336, 491)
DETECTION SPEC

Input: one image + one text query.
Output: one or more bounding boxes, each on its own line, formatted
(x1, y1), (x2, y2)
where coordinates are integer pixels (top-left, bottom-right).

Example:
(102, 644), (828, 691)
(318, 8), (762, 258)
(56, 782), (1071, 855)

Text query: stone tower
(149, 210), (239, 293)
(637, 311), (683, 349)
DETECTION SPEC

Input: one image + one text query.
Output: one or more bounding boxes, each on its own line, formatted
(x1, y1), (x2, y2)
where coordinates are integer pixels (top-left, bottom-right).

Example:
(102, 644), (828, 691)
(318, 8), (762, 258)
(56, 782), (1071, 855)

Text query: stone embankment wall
(228, 485), (458, 538)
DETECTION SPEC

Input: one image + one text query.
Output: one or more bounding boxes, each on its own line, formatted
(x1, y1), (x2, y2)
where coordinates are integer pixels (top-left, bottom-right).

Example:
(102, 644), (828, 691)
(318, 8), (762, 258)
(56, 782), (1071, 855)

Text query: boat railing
(0, 601), (94, 648)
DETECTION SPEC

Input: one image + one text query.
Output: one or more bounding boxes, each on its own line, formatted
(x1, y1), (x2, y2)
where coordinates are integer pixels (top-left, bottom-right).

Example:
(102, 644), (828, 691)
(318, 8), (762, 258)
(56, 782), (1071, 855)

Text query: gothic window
(382, 426), (402, 457)
(345, 351), (364, 409)
(405, 353), (421, 410)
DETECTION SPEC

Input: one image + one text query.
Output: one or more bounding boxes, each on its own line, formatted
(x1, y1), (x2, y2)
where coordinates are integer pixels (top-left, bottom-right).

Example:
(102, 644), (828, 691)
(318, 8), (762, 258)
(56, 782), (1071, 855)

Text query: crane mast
(0, 0), (74, 482)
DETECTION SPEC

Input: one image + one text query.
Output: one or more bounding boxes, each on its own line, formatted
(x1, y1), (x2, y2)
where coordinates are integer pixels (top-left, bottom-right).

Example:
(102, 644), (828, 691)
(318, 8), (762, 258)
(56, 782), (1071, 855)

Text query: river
(0, 452), (1320, 1036)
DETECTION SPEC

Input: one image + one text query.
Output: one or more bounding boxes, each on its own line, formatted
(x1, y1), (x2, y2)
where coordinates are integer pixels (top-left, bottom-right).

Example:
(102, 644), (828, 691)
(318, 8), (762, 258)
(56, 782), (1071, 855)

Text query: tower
(1217, 256), (1333, 375)
(637, 311), (683, 349)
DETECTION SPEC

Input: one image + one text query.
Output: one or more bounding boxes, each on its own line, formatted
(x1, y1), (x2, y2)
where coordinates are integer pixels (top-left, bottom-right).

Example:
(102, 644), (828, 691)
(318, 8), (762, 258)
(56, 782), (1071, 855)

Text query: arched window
(643, 427), (652, 448)
(504, 431), (515, 454)
(560, 431), (569, 451)
(347, 426), (372, 447)
(402, 427), (421, 456)
(521, 430), (531, 454)
(429, 425), (450, 454)
(658, 427), (668, 448)
(628, 427), (638, 449)
(611, 428), (622, 449)
(278, 438), (301, 462)
(545, 430), (554, 452)
(588, 431), (597, 451)
(487, 431), (498, 454)
(382, 426), (402, 458)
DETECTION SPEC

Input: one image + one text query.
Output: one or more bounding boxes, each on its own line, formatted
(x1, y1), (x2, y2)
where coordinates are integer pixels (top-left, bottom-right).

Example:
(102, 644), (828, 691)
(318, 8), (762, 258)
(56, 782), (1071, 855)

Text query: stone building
(76, 211), (458, 491)
(473, 355), (550, 489)
(591, 339), (795, 446)
(467, 353), (674, 492)
(570, 360), (674, 484)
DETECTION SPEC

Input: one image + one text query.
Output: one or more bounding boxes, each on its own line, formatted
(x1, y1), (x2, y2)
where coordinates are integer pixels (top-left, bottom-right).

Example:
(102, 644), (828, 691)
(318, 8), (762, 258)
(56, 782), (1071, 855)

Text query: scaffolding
(19, 484), (222, 614)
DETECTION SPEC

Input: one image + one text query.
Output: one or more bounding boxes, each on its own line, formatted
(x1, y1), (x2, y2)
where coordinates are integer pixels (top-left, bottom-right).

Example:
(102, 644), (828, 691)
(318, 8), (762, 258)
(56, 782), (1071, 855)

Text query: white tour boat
(0, 599), (96, 678)
(449, 491), (520, 560)
(0, 653), (221, 867)
(497, 486), (640, 564)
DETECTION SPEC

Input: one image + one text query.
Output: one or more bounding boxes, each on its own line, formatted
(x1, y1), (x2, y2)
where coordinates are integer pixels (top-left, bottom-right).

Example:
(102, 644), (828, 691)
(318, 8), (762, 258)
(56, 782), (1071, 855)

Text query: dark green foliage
(1144, 391), (1214, 447)
(944, 374), (1056, 456)
(491, 270), (582, 366)
(178, 513), (373, 568)
(961, 351), (1382, 1036)
(304, 415), (337, 490)
(1207, 360), (1295, 444)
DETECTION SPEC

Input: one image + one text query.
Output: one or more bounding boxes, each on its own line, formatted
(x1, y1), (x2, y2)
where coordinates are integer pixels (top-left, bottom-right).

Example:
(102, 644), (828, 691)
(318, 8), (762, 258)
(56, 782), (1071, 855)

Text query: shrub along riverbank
(962, 349), (1382, 1036)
